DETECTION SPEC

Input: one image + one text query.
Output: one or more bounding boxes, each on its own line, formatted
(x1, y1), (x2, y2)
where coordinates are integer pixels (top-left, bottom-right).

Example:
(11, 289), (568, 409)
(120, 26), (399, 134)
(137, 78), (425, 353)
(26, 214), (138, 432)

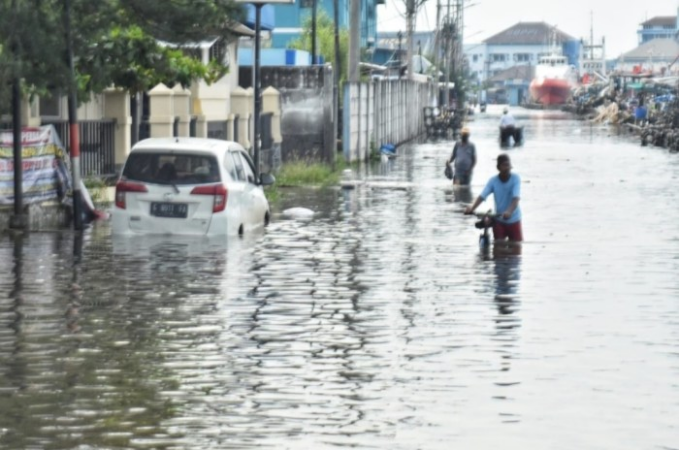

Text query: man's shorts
(493, 220), (523, 242)
(454, 172), (472, 186)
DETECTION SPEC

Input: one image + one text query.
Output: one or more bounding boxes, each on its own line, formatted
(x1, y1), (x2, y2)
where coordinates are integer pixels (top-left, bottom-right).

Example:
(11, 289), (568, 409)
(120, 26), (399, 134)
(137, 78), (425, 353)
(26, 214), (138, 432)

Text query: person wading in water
(446, 126), (476, 186)
(465, 153), (523, 242)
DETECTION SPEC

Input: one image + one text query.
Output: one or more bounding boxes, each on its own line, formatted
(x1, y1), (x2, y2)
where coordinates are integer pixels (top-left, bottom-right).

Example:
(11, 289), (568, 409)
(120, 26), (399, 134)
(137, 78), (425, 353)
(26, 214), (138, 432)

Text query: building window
(514, 53), (531, 62)
(490, 53), (506, 62)
(472, 54), (478, 62)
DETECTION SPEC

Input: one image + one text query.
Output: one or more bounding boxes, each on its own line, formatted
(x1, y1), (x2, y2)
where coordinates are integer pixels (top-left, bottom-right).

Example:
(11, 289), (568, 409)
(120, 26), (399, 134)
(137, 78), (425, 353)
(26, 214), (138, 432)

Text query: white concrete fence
(343, 79), (436, 162)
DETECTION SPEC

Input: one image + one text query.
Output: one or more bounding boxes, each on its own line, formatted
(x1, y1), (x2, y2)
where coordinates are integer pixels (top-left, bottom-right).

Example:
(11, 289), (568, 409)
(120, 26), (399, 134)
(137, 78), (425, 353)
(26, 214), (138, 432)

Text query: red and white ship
(529, 53), (578, 105)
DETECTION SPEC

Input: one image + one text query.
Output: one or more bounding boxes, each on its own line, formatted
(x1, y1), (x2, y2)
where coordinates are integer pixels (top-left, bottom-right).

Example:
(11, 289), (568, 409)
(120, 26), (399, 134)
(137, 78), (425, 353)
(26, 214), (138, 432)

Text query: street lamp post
(238, 0), (293, 178)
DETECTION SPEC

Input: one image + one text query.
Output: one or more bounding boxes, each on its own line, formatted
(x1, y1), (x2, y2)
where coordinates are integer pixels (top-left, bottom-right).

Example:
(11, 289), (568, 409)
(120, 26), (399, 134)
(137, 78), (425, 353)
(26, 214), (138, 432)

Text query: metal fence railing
(43, 120), (117, 177)
(233, 115), (240, 143)
(2, 120), (116, 177)
(260, 112), (273, 151)
(190, 116), (197, 137)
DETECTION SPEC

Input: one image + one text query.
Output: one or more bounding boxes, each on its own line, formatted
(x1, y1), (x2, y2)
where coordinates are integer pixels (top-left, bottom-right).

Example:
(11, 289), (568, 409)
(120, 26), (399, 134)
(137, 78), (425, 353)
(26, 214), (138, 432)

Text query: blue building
(269, 0), (383, 53)
(637, 13), (679, 44)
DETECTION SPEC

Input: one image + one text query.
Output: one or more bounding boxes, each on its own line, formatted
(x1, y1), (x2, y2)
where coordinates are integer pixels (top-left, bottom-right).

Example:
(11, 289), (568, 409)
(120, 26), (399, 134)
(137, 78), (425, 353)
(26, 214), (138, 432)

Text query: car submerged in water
(111, 138), (274, 237)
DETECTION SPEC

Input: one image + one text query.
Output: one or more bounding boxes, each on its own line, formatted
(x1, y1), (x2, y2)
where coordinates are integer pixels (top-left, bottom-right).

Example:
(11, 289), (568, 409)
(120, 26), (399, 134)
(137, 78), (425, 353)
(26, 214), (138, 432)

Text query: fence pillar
(148, 83), (174, 138)
(103, 88), (131, 169)
(172, 85), (191, 137)
(262, 86), (282, 144)
(231, 87), (252, 149)
(21, 97), (41, 127)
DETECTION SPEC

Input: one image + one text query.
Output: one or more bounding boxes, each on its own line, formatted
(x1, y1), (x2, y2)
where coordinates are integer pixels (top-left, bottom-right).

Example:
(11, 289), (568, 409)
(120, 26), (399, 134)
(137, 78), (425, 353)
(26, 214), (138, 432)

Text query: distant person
(465, 153), (522, 242)
(499, 108), (519, 146)
(634, 101), (647, 125)
(446, 126), (476, 186)
(499, 107), (516, 130)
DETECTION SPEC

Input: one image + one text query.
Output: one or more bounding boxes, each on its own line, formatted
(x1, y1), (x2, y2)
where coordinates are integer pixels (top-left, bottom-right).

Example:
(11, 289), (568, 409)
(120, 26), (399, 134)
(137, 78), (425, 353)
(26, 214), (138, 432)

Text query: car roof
(131, 137), (245, 155)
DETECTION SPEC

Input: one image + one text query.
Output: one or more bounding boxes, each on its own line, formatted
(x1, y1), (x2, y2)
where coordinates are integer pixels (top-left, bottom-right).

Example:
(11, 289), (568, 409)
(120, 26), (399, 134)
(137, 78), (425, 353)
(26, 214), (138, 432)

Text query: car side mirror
(259, 172), (275, 186)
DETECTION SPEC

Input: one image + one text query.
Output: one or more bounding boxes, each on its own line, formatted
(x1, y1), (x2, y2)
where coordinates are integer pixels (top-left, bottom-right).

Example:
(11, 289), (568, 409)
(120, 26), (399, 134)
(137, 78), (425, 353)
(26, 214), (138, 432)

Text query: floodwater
(1, 105), (678, 449)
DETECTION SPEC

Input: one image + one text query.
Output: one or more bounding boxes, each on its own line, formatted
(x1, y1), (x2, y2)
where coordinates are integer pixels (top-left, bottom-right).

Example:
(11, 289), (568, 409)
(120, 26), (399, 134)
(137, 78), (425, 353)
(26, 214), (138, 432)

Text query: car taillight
(115, 180), (148, 209)
(191, 184), (228, 213)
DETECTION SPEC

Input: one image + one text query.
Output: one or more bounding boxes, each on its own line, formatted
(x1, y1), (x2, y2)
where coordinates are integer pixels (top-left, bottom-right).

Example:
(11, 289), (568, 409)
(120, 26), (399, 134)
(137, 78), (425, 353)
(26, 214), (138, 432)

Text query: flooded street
(1, 106), (678, 449)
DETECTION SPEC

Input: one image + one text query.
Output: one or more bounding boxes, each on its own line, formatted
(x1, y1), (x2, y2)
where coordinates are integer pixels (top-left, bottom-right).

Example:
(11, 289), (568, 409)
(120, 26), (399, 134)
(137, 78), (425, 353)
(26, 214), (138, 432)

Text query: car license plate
(150, 202), (188, 218)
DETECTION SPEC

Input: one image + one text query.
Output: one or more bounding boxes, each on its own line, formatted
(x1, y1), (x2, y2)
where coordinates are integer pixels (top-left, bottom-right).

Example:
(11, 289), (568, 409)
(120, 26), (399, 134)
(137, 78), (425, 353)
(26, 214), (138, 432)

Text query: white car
(111, 138), (274, 237)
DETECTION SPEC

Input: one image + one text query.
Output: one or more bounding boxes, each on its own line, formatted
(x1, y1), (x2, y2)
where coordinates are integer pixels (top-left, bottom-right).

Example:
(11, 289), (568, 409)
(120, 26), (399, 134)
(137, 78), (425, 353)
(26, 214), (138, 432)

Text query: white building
(464, 22), (580, 85)
(615, 38), (679, 75)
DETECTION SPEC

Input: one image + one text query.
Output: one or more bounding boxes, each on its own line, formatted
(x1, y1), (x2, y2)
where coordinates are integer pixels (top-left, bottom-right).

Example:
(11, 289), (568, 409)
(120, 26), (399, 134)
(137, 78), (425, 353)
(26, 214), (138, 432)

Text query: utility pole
(405, 0), (415, 80)
(397, 31), (403, 79)
(348, 0), (360, 82)
(253, 3), (263, 176)
(333, 0), (341, 142)
(311, 0), (318, 64)
(434, 0), (441, 79)
(443, 0), (451, 107)
(9, 0), (25, 230)
(64, 0), (84, 231)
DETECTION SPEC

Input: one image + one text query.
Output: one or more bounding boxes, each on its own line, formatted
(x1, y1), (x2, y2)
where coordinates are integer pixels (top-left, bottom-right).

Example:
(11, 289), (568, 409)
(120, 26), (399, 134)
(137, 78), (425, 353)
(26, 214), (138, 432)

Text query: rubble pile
(640, 96), (679, 152)
(569, 75), (678, 151)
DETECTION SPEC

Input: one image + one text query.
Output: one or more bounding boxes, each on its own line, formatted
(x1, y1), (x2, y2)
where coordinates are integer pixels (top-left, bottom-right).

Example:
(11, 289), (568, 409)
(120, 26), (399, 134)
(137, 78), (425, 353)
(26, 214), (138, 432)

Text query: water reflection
(490, 246), (522, 319)
(1, 108), (679, 448)
(452, 185), (474, 204)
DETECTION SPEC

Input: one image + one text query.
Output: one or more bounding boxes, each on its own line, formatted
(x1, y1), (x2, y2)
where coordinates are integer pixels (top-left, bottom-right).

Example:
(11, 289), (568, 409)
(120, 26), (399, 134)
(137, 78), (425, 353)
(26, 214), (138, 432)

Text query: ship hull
(529, 78), (572, 105)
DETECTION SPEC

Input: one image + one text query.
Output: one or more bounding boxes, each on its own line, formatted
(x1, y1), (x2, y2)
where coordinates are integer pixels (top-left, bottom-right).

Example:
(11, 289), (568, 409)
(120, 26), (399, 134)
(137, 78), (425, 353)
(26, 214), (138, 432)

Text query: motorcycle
(474, 211), (499, 250)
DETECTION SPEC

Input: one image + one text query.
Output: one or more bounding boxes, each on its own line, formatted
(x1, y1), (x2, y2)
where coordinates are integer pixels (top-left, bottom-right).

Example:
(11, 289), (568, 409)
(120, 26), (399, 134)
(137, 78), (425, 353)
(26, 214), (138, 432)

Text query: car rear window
(122, 152), (221, 185)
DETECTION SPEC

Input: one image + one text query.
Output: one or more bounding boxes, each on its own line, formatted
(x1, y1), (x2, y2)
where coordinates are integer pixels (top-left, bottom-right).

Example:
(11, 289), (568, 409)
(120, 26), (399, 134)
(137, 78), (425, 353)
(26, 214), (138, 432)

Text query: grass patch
(275, 161), (338, 187)
(264, 156), (350, 205)
(83, 176), (109, 204)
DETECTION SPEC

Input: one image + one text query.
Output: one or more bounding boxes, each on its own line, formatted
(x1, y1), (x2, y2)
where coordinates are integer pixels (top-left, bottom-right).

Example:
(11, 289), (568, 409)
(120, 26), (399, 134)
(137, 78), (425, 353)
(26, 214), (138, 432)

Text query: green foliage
(264, 156), (348, 205)
(0, 0), (244, 108)
(84, 176), (109, 204)
(275, 161), (340, 187)
(288, 10), (349, 84)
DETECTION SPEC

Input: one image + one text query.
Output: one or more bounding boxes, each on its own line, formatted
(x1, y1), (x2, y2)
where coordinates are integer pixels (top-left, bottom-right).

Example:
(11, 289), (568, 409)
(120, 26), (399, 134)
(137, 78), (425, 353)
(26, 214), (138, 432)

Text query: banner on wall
(0, 125), (73, 206)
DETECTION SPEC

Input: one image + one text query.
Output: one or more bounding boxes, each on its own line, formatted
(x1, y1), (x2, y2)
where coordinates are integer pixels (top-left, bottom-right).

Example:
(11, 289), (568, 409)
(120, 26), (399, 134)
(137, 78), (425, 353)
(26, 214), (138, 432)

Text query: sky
(377, 0), (678, 58)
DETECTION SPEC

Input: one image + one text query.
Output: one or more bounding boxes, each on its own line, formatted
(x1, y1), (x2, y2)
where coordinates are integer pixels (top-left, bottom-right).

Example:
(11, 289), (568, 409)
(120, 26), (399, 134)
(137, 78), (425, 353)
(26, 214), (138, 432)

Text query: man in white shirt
(499, 108), (516, 129)
(499, 108), (520, 146)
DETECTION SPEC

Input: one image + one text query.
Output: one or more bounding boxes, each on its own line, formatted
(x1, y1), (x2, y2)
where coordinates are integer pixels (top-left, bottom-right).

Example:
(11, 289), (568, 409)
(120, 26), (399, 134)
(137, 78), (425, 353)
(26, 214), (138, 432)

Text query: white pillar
(231, 87), (253, 149)
(172, 84), (191, 137)
(103, 88), (132, 168)
(148, 83), (174, 138)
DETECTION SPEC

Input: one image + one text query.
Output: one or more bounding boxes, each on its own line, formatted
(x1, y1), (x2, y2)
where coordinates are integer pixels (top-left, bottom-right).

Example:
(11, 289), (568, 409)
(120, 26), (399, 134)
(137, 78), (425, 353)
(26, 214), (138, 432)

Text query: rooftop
(640, 16), (677, 27)
(484, 22), (576, 46)
(621, 38), (679, 60)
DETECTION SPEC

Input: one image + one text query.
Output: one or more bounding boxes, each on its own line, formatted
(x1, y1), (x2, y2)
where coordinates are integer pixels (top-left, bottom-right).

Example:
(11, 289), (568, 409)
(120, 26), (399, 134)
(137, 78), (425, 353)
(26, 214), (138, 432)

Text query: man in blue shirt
(464, 154), (523, 242)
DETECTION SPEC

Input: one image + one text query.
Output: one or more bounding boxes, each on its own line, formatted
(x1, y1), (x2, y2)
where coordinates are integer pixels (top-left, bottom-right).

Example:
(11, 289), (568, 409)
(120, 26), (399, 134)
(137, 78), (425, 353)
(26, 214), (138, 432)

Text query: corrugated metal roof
(483, 22), (575, 45)
(640, 16), (676, 27)
(621, 38), (679, 60)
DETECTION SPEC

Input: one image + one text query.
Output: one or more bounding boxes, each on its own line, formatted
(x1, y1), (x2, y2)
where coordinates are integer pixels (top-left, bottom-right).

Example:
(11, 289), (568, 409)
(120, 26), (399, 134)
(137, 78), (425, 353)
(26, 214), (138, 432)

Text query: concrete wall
(240, 65), (335, 163)
(344, 79), (435, 162)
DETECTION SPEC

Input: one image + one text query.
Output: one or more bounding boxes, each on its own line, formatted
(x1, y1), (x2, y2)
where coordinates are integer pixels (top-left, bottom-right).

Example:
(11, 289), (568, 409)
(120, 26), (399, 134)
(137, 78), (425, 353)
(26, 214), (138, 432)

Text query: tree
(0, 0), (246, 112)
(288, 10), (349, 84)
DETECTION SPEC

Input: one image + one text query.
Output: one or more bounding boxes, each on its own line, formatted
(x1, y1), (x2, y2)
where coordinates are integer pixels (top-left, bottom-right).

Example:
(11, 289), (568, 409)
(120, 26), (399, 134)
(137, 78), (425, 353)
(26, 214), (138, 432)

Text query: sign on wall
(0, 125), (73, 206)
